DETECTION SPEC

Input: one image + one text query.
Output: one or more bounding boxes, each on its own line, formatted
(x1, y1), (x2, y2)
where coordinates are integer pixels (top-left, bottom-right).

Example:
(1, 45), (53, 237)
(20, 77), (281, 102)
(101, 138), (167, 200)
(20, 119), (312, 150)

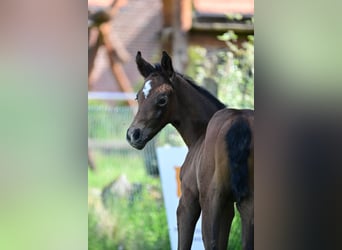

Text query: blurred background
(88, 0), (254, 249)
(1, 0), (341, 249)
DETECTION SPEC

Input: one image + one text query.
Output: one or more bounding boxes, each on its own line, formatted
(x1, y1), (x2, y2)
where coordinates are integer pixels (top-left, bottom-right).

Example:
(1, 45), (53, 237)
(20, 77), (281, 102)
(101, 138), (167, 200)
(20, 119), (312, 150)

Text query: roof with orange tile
(89, 0), (254, 15)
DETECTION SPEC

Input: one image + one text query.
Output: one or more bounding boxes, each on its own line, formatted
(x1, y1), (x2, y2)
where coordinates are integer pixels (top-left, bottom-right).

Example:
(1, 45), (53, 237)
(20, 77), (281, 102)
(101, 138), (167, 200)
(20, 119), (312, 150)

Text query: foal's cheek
(155, 109), (162, 119)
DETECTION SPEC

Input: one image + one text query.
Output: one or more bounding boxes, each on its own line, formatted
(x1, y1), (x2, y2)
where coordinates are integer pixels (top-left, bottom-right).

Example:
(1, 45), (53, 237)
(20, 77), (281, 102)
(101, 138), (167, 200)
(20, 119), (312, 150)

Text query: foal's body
(127, 51), (254, 250)
(178, 109), (254, 250)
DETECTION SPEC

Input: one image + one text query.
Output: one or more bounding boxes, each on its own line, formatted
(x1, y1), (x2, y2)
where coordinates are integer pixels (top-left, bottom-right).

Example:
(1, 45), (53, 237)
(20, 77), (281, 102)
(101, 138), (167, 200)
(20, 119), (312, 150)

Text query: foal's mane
(154, 63), (226, 110)
(179, 73), (226, 110)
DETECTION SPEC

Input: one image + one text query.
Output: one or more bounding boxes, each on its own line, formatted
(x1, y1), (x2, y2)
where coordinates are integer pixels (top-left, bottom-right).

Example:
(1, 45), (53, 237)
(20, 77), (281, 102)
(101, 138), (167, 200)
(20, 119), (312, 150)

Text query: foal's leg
(177, 187), (201, 250)
(237, 195), (254, 250)
(213, 200), (235, 250)
(201, 188), (235, 250)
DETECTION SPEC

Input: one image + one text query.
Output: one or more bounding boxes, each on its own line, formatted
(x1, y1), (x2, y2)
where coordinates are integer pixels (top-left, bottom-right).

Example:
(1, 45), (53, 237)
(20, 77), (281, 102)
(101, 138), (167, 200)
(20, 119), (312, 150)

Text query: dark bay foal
(127, 51), (254, 250)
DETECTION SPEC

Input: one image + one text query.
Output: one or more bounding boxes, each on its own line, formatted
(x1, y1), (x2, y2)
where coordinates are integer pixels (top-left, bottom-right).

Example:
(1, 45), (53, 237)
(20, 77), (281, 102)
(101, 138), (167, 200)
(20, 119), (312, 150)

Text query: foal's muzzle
(126, 127), (145, 149)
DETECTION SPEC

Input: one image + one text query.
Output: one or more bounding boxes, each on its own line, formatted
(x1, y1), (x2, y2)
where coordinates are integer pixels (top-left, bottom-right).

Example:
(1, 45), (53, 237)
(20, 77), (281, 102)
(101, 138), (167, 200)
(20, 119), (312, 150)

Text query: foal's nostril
(127, 128), (142, 145)
(132, 129), (141, 141)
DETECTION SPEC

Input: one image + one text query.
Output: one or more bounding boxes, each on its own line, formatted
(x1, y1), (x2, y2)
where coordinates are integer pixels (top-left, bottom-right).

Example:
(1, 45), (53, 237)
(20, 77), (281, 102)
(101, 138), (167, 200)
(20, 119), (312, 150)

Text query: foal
(127, 51), (254, 250)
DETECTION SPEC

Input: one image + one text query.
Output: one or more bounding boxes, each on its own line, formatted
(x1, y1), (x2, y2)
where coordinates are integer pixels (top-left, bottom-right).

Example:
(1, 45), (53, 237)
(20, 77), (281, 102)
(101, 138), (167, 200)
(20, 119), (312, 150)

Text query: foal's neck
(171, 75), (224, 148)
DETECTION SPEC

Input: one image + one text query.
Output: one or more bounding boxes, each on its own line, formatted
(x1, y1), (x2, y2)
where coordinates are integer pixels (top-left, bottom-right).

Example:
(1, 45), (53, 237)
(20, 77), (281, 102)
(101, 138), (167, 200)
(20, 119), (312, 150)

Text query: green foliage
(187, 31), (254, 109)
(228, 205), (242, 250)
(88, 153), (170, 250)
(88, 212), (118, 250)
(110, 190), (169, 250)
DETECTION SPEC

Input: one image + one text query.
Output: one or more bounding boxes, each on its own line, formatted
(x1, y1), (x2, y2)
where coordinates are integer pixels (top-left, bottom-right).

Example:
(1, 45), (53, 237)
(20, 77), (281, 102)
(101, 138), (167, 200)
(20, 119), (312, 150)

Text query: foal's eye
(157, 95), (168, 107)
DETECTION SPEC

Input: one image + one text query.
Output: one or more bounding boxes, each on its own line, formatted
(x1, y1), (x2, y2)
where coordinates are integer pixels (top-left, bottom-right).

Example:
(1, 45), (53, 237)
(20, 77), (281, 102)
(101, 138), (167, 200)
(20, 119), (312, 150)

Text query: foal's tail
(226, 118), (252, 203)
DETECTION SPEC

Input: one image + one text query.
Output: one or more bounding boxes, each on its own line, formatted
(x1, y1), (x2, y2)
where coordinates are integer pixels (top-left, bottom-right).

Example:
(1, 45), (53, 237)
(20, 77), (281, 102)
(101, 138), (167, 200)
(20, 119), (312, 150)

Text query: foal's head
(126, 51), (176, 149)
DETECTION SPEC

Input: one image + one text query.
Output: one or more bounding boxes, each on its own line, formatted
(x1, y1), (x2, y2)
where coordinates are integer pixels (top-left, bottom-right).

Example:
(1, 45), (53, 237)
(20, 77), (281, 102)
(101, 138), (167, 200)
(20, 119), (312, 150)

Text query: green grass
(228, 206), (242, 250)
(88, 151), (156, 188)
(89, 189), (170, 250)
(88, 150), (170, 250)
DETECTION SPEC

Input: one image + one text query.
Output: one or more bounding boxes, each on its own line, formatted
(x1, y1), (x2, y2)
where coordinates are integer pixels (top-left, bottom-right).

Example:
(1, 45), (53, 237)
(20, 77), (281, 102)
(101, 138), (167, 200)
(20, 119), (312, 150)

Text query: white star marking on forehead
(142, 80), (152, 99)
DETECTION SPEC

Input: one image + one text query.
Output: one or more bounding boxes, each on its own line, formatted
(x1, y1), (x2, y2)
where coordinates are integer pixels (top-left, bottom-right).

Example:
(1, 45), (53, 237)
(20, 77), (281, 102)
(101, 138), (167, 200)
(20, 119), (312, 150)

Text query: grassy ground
(88, 151), (170, 250)
(88, 151), (159, 188)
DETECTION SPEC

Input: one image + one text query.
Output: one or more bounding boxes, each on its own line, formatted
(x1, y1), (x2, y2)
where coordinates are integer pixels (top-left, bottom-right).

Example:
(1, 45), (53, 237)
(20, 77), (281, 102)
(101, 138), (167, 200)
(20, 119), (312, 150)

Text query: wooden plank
(88, 29), (102, 90)
(172, 0), (189, 72)
(99, 23), (136, 108)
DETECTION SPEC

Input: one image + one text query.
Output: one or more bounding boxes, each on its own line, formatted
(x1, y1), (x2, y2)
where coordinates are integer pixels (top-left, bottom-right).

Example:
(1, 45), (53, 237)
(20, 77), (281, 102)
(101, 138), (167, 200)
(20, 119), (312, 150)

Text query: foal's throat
(172, 119), (208, 148)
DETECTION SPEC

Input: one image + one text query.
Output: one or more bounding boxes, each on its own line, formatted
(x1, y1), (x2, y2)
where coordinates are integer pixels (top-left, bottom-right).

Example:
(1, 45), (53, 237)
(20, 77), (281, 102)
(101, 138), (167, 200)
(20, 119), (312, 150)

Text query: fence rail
(88, 91), (137, 101)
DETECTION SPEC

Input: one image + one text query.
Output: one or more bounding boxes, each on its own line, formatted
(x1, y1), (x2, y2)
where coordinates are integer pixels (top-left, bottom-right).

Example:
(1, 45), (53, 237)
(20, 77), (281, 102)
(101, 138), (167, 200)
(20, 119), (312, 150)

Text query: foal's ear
(161, 51), (175, 80)
(136, 51), (155, 78)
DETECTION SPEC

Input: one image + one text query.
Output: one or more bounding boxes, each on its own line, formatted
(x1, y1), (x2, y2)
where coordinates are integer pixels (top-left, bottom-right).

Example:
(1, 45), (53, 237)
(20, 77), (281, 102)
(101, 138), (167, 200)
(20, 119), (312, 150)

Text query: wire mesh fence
(88, 102), (180, 250)
(88, 103), (182, 174)
(88, 101), (242, 250)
